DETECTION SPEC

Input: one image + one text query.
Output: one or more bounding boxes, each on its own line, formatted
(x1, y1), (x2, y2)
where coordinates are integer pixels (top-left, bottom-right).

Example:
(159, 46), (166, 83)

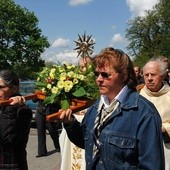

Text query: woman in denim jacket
(59, 48), (165, 170)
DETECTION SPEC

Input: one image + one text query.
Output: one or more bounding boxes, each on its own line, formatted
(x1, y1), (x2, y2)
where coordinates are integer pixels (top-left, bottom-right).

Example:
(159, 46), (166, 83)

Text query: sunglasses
(94, 71), (112, 78)
(0, 85), (7, 89)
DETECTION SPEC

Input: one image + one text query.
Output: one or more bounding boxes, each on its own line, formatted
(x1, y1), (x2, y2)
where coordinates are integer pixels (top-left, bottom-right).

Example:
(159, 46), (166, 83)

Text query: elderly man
(140, 57), (170, 170)
(59, 48), (165, 169)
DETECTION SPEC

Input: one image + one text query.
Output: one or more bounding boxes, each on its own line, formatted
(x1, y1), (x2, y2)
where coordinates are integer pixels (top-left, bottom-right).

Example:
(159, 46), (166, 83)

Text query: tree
(0, 0), (50, 78)
(126, 0), (170, 66)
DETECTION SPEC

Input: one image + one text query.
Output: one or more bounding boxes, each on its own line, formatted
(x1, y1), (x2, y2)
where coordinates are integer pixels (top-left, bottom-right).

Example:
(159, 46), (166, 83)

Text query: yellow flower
(64, 80), (73, 92)
(58, 66), (65, 73)
(41, 88), (46, 93)
(57, 80), (64, 89)
(49, 68), (56, 79)
(51, 68), (56, 73)
(47, 83), (52, 89)
(60, 72), (67, 81)
(51, 86), (59, 94)
(67, 71), (75, 78)
(78, 74), (85, 80)
(67, 63), (75, 69)
(73, 78), (79, 84)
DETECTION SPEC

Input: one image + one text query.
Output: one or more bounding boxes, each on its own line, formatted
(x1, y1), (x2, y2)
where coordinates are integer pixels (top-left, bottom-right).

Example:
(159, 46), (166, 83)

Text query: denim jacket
(65, 88), (165, 170)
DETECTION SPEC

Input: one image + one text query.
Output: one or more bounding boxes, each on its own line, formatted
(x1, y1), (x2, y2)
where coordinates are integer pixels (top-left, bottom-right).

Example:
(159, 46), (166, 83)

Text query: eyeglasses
(94, 71), (113, 78)
(0, 85), (7, 89)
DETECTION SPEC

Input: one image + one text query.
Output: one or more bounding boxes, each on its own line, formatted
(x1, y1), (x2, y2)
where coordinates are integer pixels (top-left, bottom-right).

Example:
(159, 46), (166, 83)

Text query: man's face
(143, 61), (165, 92)
(134, 67), (140, 77)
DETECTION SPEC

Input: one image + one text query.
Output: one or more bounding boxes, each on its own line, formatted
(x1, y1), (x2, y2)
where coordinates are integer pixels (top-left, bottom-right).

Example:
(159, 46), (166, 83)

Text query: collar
(143, 82), (170, 97)
(98, 85), (128, 110)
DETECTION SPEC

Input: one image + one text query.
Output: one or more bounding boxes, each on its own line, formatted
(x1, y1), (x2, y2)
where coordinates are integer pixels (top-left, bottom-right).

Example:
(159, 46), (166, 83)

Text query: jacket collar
(119, 88), (139, 109)
(94, 87), (138, 112)
(143, 81), (170, 97)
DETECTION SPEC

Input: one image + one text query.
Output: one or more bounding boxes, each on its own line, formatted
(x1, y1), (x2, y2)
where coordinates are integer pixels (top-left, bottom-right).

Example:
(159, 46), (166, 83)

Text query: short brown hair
(93, 47), (137, 89)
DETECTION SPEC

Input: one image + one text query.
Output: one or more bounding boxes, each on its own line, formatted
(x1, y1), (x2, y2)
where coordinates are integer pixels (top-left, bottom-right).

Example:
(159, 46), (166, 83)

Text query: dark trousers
(36, 111), (61, 155)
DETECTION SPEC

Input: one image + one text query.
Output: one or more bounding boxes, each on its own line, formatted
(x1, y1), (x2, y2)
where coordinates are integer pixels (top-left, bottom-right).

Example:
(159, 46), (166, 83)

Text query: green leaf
(36, 81), (47, 87)
(60, 99), (70, 109)
(72, 87), (86, 97)
(43, 93), (57, 105)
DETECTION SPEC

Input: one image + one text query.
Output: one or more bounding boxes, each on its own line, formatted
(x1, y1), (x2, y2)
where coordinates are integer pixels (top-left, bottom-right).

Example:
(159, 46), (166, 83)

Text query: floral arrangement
(36, 62), (99, 109)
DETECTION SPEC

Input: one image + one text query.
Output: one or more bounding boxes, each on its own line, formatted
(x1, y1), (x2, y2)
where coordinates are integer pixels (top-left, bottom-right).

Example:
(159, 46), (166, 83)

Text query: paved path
(27, 128), (61, 170)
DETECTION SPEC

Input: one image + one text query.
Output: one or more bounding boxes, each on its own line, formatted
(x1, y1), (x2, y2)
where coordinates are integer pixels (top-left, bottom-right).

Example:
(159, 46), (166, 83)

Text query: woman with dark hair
(0, 70), (32, 170)
(59, 47), (165, 169)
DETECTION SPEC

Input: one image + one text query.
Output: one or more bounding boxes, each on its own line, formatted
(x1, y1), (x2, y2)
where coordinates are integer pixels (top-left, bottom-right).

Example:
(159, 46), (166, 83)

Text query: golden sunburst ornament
(74, 32), (95, 58)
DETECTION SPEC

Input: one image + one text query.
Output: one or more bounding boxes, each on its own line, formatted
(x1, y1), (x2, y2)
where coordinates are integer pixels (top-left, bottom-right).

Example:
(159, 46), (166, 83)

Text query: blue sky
(14, 0), (159, 64)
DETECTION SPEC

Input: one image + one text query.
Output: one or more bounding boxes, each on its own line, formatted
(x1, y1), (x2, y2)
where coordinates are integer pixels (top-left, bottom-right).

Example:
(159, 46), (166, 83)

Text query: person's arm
(137, 113), (165, 170)
(63, 116), (85, 149)
(59, 109), (85, 148)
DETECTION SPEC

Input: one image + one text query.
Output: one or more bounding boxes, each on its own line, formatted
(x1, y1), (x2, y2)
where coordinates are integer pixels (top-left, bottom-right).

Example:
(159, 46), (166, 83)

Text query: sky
(14, 0), (159, 64)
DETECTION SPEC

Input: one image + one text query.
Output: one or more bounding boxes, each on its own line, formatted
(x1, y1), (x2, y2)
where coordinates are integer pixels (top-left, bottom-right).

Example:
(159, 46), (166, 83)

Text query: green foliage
(72, 87), (87, 97)
(132, 53), (151, 68)
(126, 0), (170, 66)
(0, 0), (49, 78)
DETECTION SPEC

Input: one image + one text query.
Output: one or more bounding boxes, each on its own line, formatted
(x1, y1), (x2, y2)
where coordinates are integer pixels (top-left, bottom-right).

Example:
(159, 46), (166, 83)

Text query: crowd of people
(0, 48), (170, 170)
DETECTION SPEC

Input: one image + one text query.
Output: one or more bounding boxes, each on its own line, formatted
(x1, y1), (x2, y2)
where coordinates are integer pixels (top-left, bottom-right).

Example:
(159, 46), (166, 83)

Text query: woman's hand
(59, 109), (75, 124)
(9, 96), (26, 105)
